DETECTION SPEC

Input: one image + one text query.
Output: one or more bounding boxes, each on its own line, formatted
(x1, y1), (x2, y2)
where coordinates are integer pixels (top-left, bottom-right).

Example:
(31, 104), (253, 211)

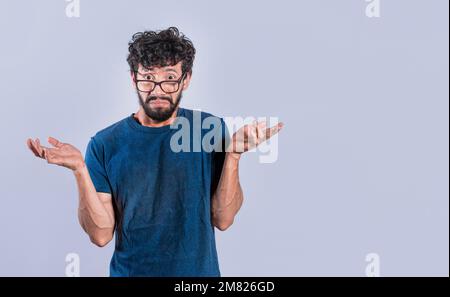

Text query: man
(26, 27), (283, 276)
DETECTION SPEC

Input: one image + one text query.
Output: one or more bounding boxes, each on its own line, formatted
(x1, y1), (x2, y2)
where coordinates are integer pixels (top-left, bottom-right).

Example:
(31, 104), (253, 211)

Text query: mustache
(146, 95), (172, 104)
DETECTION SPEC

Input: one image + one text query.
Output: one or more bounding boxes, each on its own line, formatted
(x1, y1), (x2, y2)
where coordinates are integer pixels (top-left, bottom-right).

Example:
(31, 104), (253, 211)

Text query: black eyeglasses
(134, 72), (186, 94)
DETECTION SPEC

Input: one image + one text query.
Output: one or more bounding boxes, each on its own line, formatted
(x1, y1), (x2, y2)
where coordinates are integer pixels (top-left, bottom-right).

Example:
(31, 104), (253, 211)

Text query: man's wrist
(226, 152), (241, 161)
(73, 161), (87, 175)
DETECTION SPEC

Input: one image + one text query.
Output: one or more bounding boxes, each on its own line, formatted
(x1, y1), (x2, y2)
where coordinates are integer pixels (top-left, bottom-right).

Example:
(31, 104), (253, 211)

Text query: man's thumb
(48, 136), (63, 148)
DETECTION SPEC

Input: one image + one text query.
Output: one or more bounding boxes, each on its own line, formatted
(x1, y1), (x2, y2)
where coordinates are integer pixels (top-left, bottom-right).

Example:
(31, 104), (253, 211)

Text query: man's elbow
(90, 234), (113, 247)
(214, 219), (234, 231)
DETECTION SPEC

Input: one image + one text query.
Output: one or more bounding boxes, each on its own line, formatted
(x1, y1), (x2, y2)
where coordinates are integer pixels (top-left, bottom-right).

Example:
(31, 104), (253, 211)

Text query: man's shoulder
(180, 107), (223, 122)
(180, 108), (228, 142)
(90, 115), (130, 144)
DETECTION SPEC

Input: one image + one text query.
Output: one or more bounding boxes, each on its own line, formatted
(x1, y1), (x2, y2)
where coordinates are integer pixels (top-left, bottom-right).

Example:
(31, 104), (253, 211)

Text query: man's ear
(131, 71), (136, 88)
(181, 71), (192, 91)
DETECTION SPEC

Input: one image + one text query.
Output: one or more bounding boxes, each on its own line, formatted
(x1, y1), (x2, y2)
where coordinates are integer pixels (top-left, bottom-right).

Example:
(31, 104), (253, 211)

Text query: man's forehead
(139, 62), (182, 73)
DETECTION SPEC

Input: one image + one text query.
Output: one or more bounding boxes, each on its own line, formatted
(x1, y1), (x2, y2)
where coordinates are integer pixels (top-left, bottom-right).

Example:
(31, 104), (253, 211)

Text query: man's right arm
(73, 163), (115, 247)
(27, 136), (115, 247)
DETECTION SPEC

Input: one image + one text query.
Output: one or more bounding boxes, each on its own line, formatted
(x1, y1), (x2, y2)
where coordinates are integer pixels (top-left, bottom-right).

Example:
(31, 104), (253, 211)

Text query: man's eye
(168, 75), (175, 80)
(145, 75), (152, 80)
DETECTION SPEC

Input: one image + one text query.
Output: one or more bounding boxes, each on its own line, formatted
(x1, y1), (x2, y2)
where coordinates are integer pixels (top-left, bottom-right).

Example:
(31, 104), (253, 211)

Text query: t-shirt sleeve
(85, 137), (113, 194)
(210, 118), (231, 197)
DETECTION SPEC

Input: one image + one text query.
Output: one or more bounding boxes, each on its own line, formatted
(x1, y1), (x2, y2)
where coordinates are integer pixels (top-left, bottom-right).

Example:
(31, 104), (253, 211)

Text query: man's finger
(249, 121), (258, 146)
(48, 136), (64, 148)
(256, 121), (267, 142)
(35, 138), (44, 157)
(27, 138), (41, 157)
(36, 138), (51, 159)
(265, 122), (284, 139)
(31, 138), (45, 159)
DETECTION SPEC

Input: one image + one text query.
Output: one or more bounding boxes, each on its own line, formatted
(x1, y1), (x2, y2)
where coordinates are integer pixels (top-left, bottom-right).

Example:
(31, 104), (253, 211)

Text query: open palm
(26, 136), (84, 171)
(228, 120), (284, 154)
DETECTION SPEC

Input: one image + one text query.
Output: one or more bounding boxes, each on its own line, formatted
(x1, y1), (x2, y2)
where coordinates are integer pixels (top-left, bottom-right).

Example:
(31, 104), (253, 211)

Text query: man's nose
(150, 84), (166, 96)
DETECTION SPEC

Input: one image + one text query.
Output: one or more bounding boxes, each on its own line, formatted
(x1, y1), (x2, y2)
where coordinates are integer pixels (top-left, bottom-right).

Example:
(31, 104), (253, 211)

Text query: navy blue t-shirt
(84, 107), (228, 277)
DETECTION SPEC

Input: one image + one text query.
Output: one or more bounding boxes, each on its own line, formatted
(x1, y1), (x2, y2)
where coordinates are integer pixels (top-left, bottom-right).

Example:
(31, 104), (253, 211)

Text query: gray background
(0, 0), (448, 276)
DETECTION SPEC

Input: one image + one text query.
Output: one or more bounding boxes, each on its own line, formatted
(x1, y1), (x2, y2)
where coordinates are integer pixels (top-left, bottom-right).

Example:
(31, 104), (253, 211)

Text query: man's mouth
(148, 98), (170, 107)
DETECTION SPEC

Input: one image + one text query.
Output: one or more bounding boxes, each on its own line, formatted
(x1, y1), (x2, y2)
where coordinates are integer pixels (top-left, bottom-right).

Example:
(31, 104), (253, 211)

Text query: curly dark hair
(127, 27), (196, 75)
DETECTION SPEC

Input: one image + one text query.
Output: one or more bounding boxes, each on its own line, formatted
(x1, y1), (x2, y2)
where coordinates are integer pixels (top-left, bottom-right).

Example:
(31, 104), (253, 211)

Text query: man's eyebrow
(164, 68), (179, 73)
(141, 67), (179, 74)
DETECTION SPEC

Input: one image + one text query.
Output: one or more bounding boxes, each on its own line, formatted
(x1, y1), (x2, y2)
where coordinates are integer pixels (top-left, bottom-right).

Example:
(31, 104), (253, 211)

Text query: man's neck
(133, 107), (179, 127)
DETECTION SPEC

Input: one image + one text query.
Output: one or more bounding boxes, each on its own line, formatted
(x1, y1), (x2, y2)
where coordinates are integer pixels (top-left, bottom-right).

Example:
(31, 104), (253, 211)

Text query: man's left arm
(211, 120), (283, 231)
(211, 152), (243, 231)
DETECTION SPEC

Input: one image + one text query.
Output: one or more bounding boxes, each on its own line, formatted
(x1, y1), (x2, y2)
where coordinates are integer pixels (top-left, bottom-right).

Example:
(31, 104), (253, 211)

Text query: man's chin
(137, 92), (182, 122)
(149, 107), (173, 115)
(143, 107), (175, 122)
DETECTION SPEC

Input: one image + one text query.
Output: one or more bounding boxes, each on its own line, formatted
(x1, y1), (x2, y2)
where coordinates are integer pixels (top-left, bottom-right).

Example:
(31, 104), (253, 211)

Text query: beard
(137, 91), (183, 122)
